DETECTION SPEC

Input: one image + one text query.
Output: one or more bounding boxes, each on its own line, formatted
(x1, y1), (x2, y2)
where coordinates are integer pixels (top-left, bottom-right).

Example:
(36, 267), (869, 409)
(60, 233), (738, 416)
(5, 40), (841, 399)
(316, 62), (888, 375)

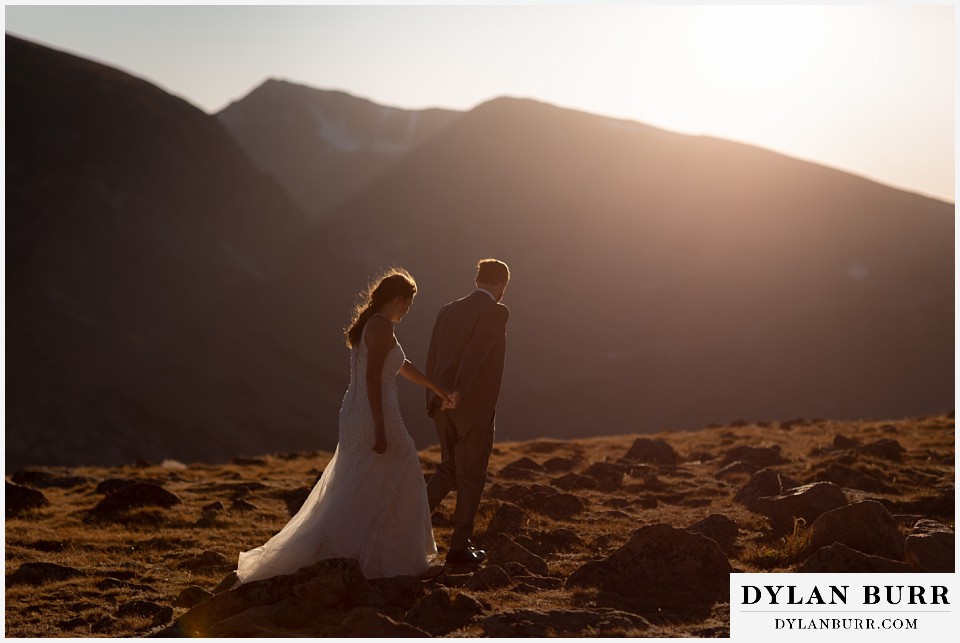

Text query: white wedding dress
(236, 330), (437, 582)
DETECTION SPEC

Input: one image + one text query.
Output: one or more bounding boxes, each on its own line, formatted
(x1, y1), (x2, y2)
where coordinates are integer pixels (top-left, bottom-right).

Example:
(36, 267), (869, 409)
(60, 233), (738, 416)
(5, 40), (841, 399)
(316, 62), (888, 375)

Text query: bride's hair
(345, 268), (417, 348)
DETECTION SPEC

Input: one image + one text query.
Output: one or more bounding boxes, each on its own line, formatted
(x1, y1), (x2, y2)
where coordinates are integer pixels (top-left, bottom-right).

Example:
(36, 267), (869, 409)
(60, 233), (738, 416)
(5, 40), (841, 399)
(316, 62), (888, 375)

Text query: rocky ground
(5, 414), (954, 637)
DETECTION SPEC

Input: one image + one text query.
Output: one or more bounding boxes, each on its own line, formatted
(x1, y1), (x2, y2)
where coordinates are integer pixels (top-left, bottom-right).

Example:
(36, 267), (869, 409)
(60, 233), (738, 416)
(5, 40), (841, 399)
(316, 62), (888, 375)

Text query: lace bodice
(338, 334), (406, 453)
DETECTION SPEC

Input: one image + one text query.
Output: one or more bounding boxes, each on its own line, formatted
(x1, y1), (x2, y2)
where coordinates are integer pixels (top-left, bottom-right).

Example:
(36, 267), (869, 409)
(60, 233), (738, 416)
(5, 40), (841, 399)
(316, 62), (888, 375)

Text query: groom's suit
(425, 289), (509, 552)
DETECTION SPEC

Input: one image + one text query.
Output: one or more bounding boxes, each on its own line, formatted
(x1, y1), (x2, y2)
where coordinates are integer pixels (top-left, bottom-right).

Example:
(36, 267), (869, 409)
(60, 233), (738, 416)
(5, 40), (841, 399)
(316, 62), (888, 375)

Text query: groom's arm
(453, 304), (509, 397)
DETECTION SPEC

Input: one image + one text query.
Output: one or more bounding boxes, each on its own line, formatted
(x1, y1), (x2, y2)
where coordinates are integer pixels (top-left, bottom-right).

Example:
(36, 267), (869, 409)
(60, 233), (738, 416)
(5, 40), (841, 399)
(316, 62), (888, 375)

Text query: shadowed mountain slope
(6, 38), (953, 467)
(5, 35), (344, 468)
(284, 97), (954, 446)
(217, 80), (461, 218)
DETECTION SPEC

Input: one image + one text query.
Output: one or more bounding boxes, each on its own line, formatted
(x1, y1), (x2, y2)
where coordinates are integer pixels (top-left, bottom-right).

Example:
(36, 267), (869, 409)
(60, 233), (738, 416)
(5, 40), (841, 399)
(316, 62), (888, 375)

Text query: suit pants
(425, 408), (494, 552)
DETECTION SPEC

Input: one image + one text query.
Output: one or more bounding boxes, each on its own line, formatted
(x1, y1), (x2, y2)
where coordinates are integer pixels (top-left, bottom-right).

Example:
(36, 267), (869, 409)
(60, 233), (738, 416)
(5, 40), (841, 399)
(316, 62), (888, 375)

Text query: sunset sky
(4, 2), (955, 202)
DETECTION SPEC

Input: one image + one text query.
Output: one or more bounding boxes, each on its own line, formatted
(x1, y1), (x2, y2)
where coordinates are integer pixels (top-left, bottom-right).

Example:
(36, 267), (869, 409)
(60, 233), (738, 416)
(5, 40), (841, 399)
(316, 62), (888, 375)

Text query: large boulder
(624, 438), (678, 465)
(796, 543), (913, 573)
(481, 608), (651, 636)
(566, 523), (731, 620)
(755, 482), (848, 535)
(904, 520), (954, 572)
(810, 501), (904, 560)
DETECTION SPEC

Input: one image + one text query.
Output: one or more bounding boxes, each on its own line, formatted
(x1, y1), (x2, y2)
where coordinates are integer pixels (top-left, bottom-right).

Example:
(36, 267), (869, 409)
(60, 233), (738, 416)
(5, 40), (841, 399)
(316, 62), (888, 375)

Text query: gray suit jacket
(425, 290), (509, 429)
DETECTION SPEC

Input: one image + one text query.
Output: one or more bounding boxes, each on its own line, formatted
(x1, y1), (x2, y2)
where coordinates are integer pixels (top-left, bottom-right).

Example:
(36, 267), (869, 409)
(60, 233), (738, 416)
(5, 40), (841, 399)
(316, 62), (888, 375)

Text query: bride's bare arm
(364, 316), (394, 453)
(400, 359), (451, 402)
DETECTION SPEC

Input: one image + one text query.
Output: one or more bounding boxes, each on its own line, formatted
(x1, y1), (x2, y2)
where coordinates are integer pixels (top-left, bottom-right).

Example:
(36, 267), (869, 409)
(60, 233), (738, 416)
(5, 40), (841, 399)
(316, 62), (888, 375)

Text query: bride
(236, 269), (448, 582)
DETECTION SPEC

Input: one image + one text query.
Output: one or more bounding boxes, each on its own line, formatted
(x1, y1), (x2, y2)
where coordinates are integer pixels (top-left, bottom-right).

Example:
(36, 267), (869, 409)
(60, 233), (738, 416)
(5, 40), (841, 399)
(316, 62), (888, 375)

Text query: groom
(425, 258), (510, 565)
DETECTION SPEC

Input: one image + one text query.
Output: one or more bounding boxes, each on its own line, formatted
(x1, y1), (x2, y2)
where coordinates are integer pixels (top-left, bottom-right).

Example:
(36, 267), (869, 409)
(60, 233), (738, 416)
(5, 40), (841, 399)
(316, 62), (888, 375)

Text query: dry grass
(4, 414), (954, 637)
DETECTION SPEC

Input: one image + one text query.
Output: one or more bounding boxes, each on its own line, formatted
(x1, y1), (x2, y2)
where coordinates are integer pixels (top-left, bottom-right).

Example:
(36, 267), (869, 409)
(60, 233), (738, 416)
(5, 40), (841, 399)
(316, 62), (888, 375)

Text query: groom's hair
(476, 259), (510, 285)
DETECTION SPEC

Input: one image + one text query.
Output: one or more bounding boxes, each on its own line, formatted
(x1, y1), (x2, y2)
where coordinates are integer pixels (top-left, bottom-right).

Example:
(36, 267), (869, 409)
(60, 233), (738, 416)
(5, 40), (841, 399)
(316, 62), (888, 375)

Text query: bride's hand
(442, 391), (462, 410)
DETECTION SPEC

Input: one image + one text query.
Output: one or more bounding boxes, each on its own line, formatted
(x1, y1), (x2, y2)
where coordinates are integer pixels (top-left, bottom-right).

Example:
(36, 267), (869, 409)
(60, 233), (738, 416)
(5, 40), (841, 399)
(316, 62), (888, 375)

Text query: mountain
(5, 35), (345, 468)
(217, 80), (461, 217)
(274, 96), (954, 446)
(6, 37), (953, 468)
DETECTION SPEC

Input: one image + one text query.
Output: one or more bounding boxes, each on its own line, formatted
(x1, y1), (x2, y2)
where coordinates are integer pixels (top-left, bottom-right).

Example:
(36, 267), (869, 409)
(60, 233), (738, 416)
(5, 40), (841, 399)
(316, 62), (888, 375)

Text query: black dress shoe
(445, 547), (487, 566)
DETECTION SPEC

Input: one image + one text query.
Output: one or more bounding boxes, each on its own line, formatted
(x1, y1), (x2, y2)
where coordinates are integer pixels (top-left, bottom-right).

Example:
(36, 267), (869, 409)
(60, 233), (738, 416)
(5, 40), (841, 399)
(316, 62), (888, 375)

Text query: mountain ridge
(5, 36), (953, 468)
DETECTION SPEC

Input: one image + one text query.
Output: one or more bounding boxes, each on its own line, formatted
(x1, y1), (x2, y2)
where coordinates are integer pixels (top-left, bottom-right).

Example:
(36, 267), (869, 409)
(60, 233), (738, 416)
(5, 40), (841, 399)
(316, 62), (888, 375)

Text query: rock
(498, 457), (543, 480)
(404, 587), (485, 636)
(95, 478), (164, 495)
(58, 616), (88, 631)
(90, 616), (117, 634)
(733, 468), (801, 510)
(816, 463), (896, 493)
(721, 445), (787, 467)
(27, 539), (67, 552)
(180, 551), (230, 571)
(833, 434), (861, 448)
(550, 473), (597, 491)
(176, 558), (370, 637)
(504, 456), (543, 471)
(466, 565), (512, 591)
(567, 523), (731, 619)
(89, 482), (181, 515)
(174, 586), (214, 608)
(685, 514), (740, 553)
(230, 499), (258, 512)
(624, 438), (679, 465)
(904, 520), (954, 572)
(890, 487), (954, 518)
(484, 501), (528, 537)
(11, 469), (90, 489)
(583, 462), (626, 490)
(5, 481), (49, 517)
(498, 484), (533, 503)
(326, 608), (428, 637)
(533, 493), (585, 519)
(202, 501), (224, 513)
(542, 456), (576, 472)
(367, 575), (422, 611)
(7, 562), (85, 586)
(796, 542), (914, 573)
(857, 439), (905, 462)
(118, 600), (173, 623)
(482, 608), (651, 636)
(715, 460), (759, 479)
(810, 501), (904, 560)
(755, 482), (848, 535)
(486, 534), (549, 576)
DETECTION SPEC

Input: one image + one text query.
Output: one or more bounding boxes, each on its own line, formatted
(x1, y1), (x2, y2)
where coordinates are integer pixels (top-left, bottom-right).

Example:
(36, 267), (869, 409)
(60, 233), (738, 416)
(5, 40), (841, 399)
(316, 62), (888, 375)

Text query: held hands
(441, 390), (463, 411)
